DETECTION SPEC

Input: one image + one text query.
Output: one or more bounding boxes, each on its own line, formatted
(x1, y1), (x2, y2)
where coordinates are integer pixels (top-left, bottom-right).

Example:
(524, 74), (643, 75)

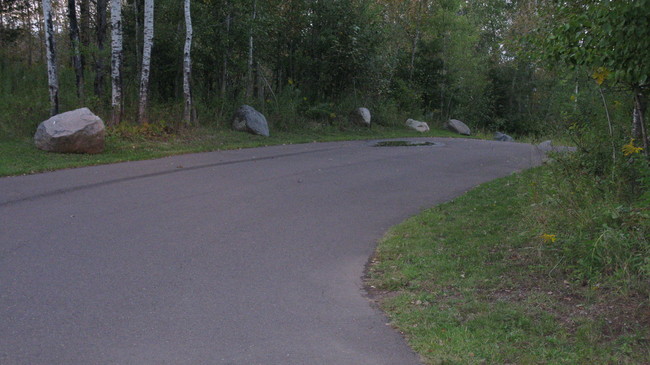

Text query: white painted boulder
(405, 119), (430, 133)
(34, 107), (105, 154)
(350, 107), (371, 127)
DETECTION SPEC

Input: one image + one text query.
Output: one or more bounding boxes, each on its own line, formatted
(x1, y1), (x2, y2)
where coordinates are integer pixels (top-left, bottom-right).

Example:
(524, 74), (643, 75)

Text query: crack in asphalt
(0, 147), (337, 207)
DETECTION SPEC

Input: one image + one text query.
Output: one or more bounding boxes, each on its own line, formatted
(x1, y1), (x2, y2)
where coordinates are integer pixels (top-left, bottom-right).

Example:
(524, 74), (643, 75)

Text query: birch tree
(42, 0), (58, 116)
(67, 0), (84, 101)
(182, 0), (193, 124)
(110, 0), (122, 125)
(138, 0), (154, 124)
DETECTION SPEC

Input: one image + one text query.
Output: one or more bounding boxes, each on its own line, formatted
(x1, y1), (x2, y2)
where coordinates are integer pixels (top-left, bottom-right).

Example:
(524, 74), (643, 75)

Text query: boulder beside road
(232, 105), (270, 137)
(405, 119), (430, 133)
(494, 132), (514, 142)
(350, 107), (371, 127)
(34, 107), (105, 154)
(445, 119), (471, 136)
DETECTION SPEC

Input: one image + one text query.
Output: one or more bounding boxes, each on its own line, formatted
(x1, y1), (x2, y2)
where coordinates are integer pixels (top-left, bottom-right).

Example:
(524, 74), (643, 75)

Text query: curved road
(1, 138), (543, 364)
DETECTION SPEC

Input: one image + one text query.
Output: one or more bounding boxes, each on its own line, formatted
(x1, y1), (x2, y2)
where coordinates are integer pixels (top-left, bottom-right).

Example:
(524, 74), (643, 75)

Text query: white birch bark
(182, 0), (193, 124)
(110, 0), (123, 125)
(42, 0), (59, 116)
(138, 0), (154, 124)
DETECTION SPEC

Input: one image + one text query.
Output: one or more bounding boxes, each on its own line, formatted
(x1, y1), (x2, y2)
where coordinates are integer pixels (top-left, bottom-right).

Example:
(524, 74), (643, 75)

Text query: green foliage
(1, 0), (577, 138)
(368, 169), (650, 364)
(538, 0), (650, 87)
(296, 0), (384, 99)
(0, 58), (49, 138)
(527, 149), (650, 289)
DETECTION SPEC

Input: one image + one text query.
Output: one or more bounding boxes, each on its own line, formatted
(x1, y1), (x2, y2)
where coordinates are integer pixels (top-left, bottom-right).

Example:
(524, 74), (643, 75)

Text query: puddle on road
(372, 140), (442, 147)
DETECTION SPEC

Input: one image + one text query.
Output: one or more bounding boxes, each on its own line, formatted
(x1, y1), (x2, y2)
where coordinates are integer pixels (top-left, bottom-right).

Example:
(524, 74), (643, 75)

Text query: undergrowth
(526, 148), (650, 294)
(367, 158), (649, 364)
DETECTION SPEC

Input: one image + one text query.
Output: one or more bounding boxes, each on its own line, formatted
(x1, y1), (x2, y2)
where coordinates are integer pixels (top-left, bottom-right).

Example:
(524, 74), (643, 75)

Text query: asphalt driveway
(0, 138), (543, 364)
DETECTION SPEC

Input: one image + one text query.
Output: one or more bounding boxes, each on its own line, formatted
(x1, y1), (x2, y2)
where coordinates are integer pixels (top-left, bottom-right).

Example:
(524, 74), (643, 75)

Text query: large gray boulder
(405, 119), (430, 133)
(445, 119), (471, 136)
(350, 107), (371, 127)
(34, 107), (105, 154)
(232, 105), (270, 137)
(494, 132), (514, 142)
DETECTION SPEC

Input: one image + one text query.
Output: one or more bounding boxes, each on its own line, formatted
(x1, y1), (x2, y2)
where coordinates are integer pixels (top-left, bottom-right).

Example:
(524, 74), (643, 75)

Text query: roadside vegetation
(367, 159), (649, 364)
(1, 0), (648, 362)
(0, 123), (460, 176)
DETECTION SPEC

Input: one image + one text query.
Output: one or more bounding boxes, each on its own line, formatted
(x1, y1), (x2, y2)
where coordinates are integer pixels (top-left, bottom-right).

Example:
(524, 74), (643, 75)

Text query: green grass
(366, 167), (650, 364)
(0, 124), (461, 177)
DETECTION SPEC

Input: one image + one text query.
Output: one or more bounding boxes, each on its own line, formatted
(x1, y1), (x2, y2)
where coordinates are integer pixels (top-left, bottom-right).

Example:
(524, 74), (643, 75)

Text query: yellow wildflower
(540, 233), (557, 243)
(592, 67), (610, 85)
(622, 139), (643, 156)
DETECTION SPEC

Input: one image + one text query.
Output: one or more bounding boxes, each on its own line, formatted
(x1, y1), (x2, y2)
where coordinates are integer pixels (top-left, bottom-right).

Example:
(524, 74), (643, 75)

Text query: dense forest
(1, 0), (646, 144)
(1, 0), (649, 210)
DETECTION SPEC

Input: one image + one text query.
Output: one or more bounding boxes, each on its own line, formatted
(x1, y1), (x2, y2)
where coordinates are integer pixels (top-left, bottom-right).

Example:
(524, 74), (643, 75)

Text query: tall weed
(527, 150), (649, 293)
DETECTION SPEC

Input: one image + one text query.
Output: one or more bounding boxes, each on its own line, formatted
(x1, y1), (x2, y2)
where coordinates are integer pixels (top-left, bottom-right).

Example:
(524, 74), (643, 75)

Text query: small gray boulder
(538, 140), (554, 152)
(538, 140), (577, 153)
(350, 107), (371, 127)
(494, 132), (514, 142)
(232, 105), (270, 137)
(34, 107), (105, 154)
(405, 119), (430, 133)
(445, 119), (471, 136)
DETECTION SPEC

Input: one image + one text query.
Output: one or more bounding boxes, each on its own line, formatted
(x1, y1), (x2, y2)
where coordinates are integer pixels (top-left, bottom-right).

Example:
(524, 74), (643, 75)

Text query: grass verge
(0, 125), (460, 177)
(366, 166), (649, 364)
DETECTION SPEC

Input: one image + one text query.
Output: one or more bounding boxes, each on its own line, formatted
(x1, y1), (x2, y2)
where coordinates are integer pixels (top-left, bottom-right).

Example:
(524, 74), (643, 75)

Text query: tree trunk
(409, 29), (419, 81)
(79, 0), (90, 56)
(42, 0), (59, 116)
(110, 0), (123, 125)
(256, 61), (264, 103)
(246, 0), (257, 100)
(632, 90), (649, 157)
(221, 11), (230, 99)
(138, 0), (154, 124)
(68, 0), (84, 101)
(23, 1), (34, 65)
(134, 0), (141, 76)
(95, 0), (107, 97)
(182, 0), (193, 124)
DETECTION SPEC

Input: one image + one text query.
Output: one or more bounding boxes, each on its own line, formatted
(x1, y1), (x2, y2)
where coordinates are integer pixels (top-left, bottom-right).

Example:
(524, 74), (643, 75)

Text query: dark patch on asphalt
(373, 140), (442, 147)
